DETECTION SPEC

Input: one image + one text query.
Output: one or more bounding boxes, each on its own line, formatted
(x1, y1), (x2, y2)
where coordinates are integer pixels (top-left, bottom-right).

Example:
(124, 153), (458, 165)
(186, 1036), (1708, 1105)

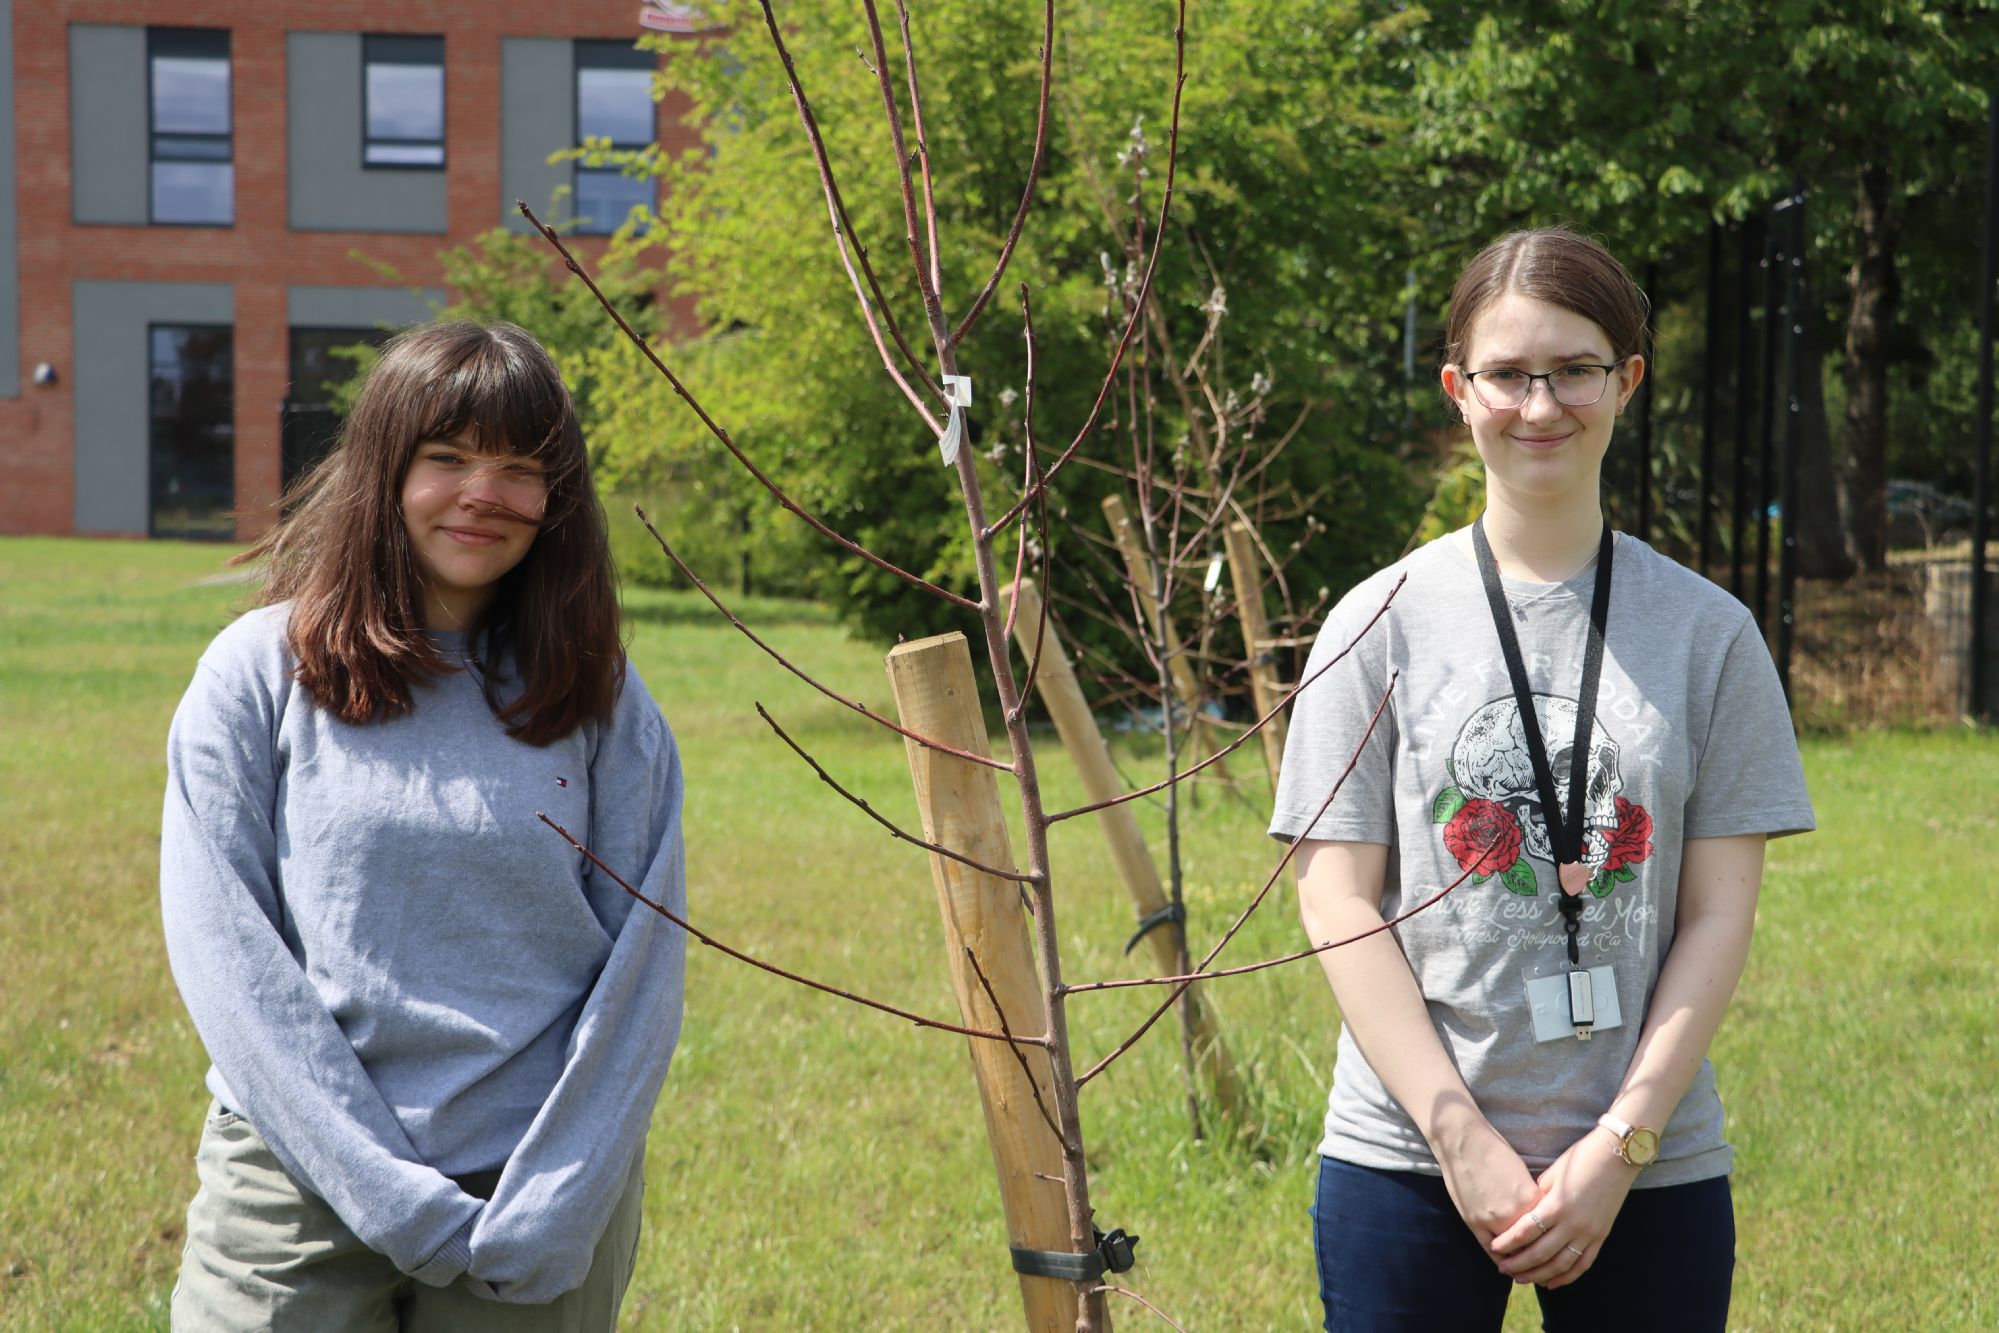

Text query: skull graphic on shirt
(1449, 693), (1623, 873)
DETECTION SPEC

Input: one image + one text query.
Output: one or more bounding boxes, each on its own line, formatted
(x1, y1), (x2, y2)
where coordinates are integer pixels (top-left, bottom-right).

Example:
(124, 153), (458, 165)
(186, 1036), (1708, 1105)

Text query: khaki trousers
(171, 1101), (644, 1332)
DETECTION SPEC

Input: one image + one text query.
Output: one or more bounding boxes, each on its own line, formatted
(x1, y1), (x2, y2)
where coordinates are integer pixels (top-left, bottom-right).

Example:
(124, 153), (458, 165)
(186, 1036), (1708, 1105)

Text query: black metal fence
(1604, 93), (1996, 724)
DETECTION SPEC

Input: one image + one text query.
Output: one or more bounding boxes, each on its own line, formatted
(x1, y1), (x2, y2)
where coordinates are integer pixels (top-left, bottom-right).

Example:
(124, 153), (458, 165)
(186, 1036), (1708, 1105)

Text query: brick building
(0, 0), (704, 540)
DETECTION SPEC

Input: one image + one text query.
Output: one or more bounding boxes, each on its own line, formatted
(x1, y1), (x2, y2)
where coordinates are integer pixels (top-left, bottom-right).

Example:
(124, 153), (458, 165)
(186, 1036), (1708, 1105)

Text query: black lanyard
(1471, 516), (1615, 965)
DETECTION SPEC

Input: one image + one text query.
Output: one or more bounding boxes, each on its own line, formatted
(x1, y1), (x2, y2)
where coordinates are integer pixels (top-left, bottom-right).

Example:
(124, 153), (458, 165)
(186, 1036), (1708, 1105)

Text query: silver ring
(1565, 1243), (1586, 1260)
(1529, 1210), (1549, 1234)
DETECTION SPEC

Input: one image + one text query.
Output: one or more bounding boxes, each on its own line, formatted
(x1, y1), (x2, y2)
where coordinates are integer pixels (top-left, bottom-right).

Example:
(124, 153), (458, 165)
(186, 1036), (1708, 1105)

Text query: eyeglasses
(1462, 360), (1625, 410)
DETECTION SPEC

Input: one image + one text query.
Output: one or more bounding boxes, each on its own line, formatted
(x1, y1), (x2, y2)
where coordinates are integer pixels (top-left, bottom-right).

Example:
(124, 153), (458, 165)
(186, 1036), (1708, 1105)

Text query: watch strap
(1595, 1112), (1656, 1165)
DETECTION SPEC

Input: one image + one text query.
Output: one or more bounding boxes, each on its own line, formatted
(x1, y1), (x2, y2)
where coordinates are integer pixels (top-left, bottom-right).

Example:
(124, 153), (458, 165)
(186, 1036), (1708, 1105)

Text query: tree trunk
(1795, 302), (1857, 581)
(1839, 165), (1901, 573)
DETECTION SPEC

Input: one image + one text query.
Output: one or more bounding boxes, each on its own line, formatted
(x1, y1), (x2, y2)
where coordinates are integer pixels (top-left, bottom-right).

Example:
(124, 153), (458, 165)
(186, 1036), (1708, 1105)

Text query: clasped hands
(1437, 1120), (1638, 1290)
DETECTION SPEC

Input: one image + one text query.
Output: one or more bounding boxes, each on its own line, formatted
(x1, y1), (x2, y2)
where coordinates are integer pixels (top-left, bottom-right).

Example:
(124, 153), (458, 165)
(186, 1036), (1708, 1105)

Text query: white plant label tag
(938, 375), (974, 467)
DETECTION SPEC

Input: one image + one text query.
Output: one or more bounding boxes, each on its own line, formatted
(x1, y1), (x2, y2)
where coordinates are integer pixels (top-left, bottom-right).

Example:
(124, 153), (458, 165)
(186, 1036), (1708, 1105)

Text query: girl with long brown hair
(1274, 230), (1814, 1330)
(161, 322), (683, 1329)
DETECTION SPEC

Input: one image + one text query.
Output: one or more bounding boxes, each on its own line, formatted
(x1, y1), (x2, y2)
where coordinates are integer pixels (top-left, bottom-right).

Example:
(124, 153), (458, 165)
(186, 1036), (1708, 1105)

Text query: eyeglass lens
(1473, 366), (1610, 409)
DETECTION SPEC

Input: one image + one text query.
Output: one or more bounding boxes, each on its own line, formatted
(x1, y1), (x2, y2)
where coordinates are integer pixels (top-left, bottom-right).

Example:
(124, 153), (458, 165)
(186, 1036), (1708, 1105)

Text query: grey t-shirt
(1269, 530), (1814, 1188)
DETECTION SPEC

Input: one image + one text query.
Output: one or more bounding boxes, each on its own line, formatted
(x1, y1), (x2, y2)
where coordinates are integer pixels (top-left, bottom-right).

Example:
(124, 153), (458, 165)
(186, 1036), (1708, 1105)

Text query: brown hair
(241, 321), (623, 745)
(1442, 227), (1651, 368)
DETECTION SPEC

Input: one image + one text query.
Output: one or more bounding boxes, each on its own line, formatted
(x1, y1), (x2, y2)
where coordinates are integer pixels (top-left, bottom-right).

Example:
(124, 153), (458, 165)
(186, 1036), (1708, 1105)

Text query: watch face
(1627, 1127), (1660, 1166)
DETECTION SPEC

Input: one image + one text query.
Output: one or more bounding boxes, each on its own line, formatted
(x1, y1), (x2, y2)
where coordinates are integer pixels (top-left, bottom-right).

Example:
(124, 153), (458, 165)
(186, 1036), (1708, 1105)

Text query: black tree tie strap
(1124, 902), (1186, 955)
(1011, 1227), (1140, 1282)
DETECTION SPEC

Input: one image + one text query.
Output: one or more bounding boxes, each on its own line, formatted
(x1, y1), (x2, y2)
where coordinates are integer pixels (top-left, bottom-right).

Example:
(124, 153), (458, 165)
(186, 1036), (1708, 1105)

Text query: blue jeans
(1311, 1155), (1733, 1332)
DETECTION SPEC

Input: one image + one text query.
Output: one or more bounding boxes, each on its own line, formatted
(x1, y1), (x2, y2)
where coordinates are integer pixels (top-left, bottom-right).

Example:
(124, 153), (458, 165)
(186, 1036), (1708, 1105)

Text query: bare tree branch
(519, 203), (973, 609)
(1064, 854), (1486, 994)
(538, 815), (1047, 1048)
(1077, 669), (1399, 1086)
(894, 0), (943, 296)
(753, 1), (945, 418)
(858, 0), (950, 356)
(637, 506), (1011, 771)
(1048, 573), (1405, 822)
(1012, 286), (1055, 715)
(1088, 1284), (1191, 1333)
(982, 0), (1190, 538)
(950, 0), (1055, 347)
(756, 703), (1039, 883)
(965, 947), (1066, 1145)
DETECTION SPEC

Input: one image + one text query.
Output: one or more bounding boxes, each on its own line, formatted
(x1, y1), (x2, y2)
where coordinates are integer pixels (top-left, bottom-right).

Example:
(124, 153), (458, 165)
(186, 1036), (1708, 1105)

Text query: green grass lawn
(2, 535), (1994, 1330)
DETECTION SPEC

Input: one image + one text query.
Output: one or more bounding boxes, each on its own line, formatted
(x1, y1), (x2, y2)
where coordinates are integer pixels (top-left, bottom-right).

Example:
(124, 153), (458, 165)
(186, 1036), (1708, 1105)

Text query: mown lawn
(2, 535), (1994, 1330)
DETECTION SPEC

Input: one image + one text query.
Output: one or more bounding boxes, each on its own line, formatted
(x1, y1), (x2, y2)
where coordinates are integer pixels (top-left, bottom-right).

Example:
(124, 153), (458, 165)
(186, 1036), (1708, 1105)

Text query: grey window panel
(286, 285), (448, 330)
(574, 168), (653, 234)
(287, 32), (446, 234)
(578, 67), (653, 146)
(366, 62), (444, 143)
(72, 280), (234, 536)
(154, 135), (230, 160)
(70, 25), (149, 226)
(365, 142), (445, 166)
(152, 54), (230, 134)
(151, 161), (233, 225)
(501, 38), (575, 233)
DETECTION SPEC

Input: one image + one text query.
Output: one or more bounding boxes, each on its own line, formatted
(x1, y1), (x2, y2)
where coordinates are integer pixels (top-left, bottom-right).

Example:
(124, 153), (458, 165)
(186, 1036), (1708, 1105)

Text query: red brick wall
(1, 1), (706, 539)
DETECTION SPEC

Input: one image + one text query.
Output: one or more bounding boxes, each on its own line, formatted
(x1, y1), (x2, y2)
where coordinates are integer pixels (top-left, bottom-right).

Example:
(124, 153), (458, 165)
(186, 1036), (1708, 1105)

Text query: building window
(150, 325), (235, 538)
(283, 327), (389, 489)
(574, 40), (656, 234)
(149, 29), (233, 226)
(364, 35), (446, 168)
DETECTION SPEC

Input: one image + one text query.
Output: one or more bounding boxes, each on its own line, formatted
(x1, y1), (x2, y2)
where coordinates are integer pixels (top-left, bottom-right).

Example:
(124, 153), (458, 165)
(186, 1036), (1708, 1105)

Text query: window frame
(361, 34), (447, 171)
(146, 27), (234, 228)
(572, 39), (658, 236)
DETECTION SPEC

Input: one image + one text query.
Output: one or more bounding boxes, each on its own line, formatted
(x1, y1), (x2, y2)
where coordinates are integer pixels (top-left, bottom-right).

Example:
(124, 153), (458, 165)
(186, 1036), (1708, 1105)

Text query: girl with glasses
(161, 322), (684, 1330)
(1272, 228), (1814, 1331)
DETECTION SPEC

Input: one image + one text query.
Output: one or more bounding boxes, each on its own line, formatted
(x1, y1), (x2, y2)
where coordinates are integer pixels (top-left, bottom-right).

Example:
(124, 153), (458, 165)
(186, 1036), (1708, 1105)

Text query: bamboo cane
(1223, 520), (1288, 789)
(1100, 494), (1230, 778)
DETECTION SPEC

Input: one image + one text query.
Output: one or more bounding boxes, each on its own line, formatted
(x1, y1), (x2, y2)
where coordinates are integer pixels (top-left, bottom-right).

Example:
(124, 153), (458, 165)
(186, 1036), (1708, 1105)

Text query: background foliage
(347, 0), (1996, 679)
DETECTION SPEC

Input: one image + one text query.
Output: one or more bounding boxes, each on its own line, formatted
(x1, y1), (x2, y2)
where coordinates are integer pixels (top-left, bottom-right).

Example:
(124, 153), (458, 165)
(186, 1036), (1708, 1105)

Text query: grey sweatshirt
(160, 603), (685, 1303)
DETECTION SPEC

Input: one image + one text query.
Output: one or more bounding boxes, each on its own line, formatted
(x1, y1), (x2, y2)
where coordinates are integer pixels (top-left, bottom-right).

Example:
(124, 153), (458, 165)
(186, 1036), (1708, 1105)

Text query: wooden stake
(1005, 580), (1253, 1131)
(1100, 494), (1230, 778)
(887, 632), (1102, 1332)
(1223, 520), (1288, 790)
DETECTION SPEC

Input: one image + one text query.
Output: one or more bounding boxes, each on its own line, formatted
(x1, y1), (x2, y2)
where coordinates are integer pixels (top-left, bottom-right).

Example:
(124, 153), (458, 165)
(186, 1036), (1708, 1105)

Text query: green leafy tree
(352, 224), (671, 491)
(1390, 0), (1998, 574)
(630, 0), (1430, 647)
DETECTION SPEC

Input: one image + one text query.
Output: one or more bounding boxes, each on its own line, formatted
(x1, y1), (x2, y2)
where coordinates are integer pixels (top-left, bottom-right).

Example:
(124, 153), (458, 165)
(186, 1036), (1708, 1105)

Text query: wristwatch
(1596, 1113), (1660, 1167)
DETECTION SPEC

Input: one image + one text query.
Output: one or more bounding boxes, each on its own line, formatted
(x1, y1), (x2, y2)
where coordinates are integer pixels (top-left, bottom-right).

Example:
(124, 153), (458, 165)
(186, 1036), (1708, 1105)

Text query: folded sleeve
(1268, 596), (1399, 846)
(159, 653), (484, 1284)
(463, 667), (687, 1303)
(1683, 616), (1817, 840)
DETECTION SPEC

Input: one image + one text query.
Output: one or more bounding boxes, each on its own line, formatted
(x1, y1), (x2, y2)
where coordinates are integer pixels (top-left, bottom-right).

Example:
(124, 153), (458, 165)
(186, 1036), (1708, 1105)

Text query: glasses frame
(1462, 358), (1627, 410)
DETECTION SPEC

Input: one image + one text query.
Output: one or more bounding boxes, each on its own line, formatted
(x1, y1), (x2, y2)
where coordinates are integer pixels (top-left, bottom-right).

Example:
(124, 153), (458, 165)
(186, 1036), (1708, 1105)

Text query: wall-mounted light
(31, 362), (58, 386)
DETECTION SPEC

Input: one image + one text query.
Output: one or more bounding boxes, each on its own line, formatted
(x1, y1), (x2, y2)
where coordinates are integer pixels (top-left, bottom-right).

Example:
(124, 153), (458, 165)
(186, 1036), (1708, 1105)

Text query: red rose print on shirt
(1432, 700), (1653, 900)
(1599, 795), (1654, 879)
(1442, 799), (1524, 878)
